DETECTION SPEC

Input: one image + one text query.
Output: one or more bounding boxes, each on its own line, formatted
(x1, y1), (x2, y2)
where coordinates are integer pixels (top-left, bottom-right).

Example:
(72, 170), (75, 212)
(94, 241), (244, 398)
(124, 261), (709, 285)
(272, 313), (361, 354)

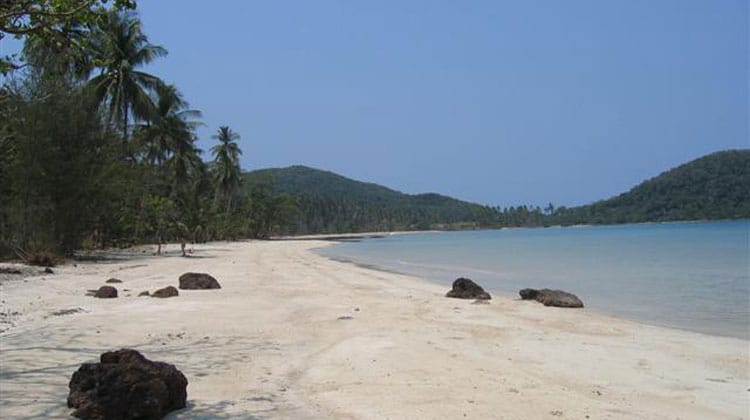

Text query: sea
(316, 221), (750, 340)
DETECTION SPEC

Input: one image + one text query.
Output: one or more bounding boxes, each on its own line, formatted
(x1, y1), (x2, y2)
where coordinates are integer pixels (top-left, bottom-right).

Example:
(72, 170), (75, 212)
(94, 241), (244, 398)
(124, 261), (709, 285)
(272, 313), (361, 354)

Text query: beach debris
(151, 286), (179, 298)
(51, 308), (85, 316)
(337, 315), (354, 320)
(138, 291), (150, 297)
(67, 348), (187, 420)
(445, 277), (491, 300)
(519, 288), (583, 308)
(43, 267), (54, 274)
(178, 272), (221, 290)
(105, 278), (123, 283)
(92, 286), (118, 299)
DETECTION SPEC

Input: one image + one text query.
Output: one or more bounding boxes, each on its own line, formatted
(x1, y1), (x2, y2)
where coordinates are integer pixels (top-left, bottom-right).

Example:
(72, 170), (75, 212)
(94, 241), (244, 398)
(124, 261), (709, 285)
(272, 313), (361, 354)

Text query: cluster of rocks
(89, 272), (221, 300)
(68, 349), (187, 420)
(445, 277), (583, 308)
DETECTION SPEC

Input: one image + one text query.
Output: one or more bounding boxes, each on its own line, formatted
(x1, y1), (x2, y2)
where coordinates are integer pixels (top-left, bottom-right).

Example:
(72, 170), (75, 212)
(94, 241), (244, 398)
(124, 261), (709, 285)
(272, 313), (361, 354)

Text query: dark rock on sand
(151, 286), (178, 298)
(67, 348), (187, 420)
(178, 272), (221, 290)
(446, 277), (491, 300)
(0, 267), (22, 275)
(105, 278), (122, 284)
(93, 286), (117, 299)
(138, 291), (150, 297)
(44, 267), (54, 274)
(519, 288), (583, 308)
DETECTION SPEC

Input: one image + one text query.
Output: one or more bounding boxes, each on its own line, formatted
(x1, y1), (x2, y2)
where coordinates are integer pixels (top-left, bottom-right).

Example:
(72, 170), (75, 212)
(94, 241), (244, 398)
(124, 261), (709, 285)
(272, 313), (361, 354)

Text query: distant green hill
(243, 150), (750, 235)
(243, 166), (498, 233)
(554, 150), (750, 224)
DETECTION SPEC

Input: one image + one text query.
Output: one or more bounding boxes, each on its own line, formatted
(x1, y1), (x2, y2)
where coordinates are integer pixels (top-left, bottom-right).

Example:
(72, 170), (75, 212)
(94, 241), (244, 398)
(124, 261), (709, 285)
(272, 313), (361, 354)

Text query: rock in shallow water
(178, 272), (221, 290)
(67, 349), (187, 420)
(519, 288), (583, 308)
(446, 277), (491, 300)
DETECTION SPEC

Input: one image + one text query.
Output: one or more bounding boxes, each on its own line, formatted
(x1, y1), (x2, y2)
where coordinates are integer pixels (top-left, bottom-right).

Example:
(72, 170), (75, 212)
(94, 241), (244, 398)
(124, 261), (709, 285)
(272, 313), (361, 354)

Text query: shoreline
(315, 248), (750, 342)
(1, 240), (748, 419)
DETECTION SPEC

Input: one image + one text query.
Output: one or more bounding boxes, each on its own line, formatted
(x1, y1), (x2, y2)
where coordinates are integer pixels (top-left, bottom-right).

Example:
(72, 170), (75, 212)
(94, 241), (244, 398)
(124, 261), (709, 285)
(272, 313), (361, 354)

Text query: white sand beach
(0, 240), (748, 419)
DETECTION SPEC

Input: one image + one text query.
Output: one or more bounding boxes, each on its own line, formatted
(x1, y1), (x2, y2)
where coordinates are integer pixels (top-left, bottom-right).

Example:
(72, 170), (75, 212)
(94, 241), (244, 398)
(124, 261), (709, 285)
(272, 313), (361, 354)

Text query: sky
(3, 0), (748, 207)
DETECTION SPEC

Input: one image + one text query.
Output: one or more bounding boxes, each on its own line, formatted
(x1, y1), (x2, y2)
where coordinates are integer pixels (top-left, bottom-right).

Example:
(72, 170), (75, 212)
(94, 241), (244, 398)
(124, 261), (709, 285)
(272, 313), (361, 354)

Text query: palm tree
(135, 84), (201, 163)
(86, 10), (166, 142)
(210, 126), (243, 214)
(134, 83), (203, 197)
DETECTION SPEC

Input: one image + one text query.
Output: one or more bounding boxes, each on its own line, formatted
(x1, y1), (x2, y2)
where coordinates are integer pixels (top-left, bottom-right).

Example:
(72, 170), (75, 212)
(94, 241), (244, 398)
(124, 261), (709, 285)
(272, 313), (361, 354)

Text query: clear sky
(4, 1), (749, 207)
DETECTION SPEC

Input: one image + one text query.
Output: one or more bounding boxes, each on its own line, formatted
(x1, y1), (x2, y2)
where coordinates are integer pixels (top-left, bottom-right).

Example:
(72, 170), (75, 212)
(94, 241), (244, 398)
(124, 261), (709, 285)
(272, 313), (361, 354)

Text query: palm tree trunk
(122, 102), (129, 145)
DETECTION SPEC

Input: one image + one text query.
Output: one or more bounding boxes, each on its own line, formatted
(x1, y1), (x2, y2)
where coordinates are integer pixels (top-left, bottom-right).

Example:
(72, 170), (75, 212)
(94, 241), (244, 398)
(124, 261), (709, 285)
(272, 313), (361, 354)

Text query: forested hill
(242, 150), (749, 235)
(552, 150), (750, 224)
(243, 166), (498, 233)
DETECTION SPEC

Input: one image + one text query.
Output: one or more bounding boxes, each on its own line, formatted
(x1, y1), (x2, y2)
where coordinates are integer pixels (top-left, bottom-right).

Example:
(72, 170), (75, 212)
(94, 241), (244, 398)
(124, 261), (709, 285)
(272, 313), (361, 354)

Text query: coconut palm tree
(135, 84), (201, 164)
(134, 83), (203, 198)
(210, 126), (243, 214)
(86, 10), (166, 142)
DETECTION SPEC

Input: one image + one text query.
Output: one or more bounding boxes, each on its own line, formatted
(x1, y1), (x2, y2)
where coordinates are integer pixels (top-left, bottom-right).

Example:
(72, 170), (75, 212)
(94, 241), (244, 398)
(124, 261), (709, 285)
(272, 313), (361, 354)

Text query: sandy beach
(0, 240), (747, 419)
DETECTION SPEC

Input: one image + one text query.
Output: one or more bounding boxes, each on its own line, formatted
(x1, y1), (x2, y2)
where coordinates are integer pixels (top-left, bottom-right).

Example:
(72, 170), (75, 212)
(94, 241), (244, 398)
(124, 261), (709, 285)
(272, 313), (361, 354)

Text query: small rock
(43, 267), (54, 274)
(337, 316), (354, 320)
(446, 277), (491, 300)
(151, 286), (179, 299)
(138, 291), (150, 297)
(519, 288), (583, 308)
(105, 278), (122, 284)
(178, 272), (221, 290)
(93, 286), (117, 299)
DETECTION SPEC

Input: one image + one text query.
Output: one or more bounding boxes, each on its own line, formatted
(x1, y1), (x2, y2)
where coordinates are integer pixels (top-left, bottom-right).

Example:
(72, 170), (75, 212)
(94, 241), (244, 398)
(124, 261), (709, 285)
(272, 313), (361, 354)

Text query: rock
(0, 267), (22, 275)
(138, 291), (150, 297)
(44, 267), (54, 274)
(67, 348), (187, 420)
(519, 288), (583, 308)
(446, 277), (491, 300)
(105, 278), (122, 284)
(178, 272), (221, 290)
(519, 288), (540, 300)
(94, 286), (117, 299)
(151, 286), (178, 298)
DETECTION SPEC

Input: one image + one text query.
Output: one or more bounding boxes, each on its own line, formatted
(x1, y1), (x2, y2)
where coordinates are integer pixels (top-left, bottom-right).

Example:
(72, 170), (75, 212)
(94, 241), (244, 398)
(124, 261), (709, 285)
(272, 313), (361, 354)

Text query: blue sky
(3, 1), (748, 207)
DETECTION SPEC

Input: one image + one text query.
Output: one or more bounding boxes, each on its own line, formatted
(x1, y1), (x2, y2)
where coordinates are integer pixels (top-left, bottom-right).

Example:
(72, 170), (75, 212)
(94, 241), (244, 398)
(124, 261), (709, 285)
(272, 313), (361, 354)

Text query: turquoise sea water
(316, 221), (750, 339)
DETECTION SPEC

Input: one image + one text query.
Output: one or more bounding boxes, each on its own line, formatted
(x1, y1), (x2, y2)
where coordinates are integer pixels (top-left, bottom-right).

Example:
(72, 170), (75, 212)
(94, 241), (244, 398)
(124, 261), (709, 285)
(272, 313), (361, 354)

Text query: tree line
(1, 4), (292, 261)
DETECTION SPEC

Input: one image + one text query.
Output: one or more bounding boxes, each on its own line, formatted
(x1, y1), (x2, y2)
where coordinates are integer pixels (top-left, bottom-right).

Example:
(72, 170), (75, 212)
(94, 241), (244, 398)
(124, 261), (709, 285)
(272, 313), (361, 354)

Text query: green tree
(210, 126), (243, 214)
(86, 10), (166, 142)
(1, 1), (137, 97)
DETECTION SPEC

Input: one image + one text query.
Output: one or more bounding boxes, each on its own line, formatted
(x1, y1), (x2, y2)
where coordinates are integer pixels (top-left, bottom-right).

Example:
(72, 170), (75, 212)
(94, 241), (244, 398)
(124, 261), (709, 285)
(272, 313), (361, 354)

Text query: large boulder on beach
(178, 272), (221, 290)
(93, 286), (118, 299)
(67, 348), (188, 420)
(151, 286), (178, 298)
(519, 288), (583, 308)
(446, 277), (491, 300)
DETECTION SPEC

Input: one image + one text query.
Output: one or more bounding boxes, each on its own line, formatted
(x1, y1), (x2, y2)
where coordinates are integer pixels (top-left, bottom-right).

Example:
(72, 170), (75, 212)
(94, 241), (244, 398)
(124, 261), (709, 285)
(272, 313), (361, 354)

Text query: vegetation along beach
(1, 1), (748, 419)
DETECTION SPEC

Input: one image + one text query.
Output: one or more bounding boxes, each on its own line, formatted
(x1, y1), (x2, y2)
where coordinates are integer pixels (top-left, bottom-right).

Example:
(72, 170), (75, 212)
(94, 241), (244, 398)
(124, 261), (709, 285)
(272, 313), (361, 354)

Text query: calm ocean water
(316, 221), (750, 339)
